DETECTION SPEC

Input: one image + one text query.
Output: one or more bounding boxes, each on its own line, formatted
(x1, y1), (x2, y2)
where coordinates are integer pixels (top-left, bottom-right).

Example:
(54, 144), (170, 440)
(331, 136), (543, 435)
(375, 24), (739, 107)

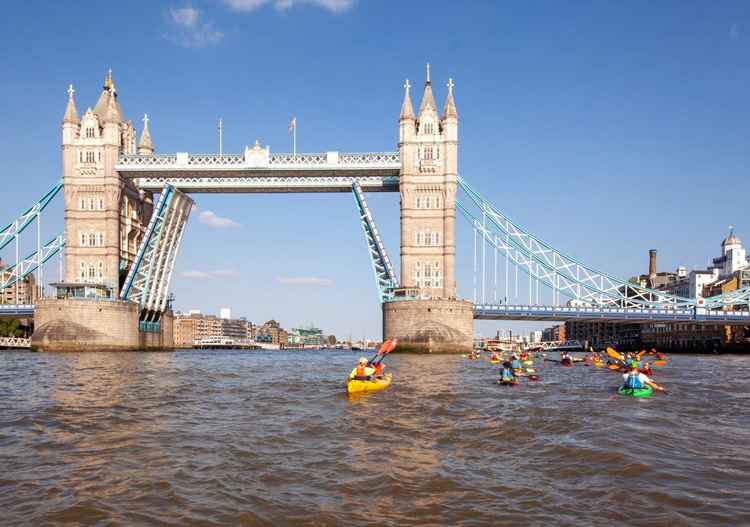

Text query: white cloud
(199, 210), (240, 228)
(223, 0), (354, 13)
(165, 6), (224, 48)
(276, 276), (334, 286)
(181, 269), (239, 279)
(169, 6), (199, 27)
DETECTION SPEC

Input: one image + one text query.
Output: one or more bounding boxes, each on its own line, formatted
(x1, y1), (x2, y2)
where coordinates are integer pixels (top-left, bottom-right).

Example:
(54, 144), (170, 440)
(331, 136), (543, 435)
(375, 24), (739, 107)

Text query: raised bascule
(1, 67), (748, 352)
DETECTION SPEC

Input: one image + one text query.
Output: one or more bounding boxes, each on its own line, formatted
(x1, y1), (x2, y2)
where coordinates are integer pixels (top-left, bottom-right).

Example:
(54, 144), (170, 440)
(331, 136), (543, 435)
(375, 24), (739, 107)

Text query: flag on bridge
(289, 116), (297, 155)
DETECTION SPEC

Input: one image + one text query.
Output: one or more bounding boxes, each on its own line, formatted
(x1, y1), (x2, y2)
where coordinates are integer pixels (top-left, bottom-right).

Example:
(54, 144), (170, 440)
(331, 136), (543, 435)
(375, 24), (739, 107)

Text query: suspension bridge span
(1, 67), (748, 351)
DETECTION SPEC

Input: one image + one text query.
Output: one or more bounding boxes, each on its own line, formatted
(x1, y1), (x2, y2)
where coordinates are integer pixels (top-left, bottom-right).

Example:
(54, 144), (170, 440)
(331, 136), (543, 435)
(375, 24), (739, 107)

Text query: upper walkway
(474, 304), (750, 324)
(116, 151), (401, 193)
(0, 304), (35, 319)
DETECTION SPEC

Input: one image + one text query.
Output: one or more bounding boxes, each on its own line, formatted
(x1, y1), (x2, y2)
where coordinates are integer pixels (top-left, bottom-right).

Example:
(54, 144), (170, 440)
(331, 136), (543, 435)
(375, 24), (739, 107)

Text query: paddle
(606, 347), (624, 362)
(653, 360), (666, 367)
(369, 339), (397, 365)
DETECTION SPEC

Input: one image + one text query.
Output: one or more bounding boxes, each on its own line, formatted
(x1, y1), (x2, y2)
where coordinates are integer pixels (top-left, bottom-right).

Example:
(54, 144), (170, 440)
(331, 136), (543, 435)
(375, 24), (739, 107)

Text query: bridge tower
(32, 72), (171, 351)
(383, 66), (473, 353)
(60, 71), (153, 297)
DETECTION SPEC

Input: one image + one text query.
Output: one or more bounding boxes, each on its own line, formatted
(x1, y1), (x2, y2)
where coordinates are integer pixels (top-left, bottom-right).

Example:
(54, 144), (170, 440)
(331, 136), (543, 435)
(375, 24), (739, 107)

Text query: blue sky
(1, 1), (749, 339)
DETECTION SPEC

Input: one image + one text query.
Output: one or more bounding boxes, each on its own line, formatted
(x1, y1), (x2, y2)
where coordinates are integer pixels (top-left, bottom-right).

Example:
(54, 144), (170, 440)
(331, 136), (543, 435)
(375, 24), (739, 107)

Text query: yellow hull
(347, 372), (392, 394)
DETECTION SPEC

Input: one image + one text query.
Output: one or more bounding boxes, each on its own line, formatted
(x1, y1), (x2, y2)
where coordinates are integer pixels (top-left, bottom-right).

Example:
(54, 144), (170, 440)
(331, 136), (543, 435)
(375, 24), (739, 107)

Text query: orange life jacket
(373, 363), (384, 376)
(356, 364), (367, 377)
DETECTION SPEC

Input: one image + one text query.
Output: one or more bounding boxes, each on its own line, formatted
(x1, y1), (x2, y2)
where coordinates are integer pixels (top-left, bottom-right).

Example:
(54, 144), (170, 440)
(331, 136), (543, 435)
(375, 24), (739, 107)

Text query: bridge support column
(383, 298), (473, 353)
(31, 298), (174, 351)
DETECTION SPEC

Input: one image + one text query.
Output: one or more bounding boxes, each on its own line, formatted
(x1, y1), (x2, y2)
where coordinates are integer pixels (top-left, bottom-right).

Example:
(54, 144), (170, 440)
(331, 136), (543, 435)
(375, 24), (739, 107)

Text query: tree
(0, 319), (22, 337)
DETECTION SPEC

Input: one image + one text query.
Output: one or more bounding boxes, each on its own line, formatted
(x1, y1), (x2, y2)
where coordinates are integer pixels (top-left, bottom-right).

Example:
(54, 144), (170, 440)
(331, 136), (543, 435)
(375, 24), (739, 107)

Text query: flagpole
(293, 121), (297, 156)
(218, 118), (223, 155)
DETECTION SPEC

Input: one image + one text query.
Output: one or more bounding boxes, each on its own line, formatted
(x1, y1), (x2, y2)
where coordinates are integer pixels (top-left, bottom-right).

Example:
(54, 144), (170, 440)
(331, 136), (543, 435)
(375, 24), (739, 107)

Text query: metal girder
(135, 175), (400, 193)
(351, 181), (398, 303)
(458, 176), (750, 311)
(120, 185), (193, 314)
(458, 177), (699, 310)
(0, 235), (65, 290)
(0, 180), (63, 251)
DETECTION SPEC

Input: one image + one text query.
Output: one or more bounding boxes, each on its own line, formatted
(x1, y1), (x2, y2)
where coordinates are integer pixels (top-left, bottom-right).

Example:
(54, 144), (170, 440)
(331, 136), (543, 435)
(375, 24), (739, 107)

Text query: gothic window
(79, 261), (86, 280)
(98, 198), (104, 210)
(89, 198), (95, 211)
(79, 151), (82, 163)
(98, 152), (101, 162)
(80, 233), (86, 246)
(85, 127), (95, 138)
(98, 261), (104, 280)
(97, 233), (104, 246)
(88, 266), (96, 279)
(80, 199), (86, 210)
(85, 151), (95, 163)
(415, 197), (422, 209)
(89, 233), (96, 246)
(436, 196), (441, 208)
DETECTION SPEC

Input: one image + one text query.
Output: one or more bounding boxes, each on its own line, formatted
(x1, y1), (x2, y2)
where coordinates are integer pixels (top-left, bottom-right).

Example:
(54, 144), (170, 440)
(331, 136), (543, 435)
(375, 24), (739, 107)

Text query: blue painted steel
(0, 180), (63, 251)
(0, 304), (35, 318)
(120, 186), (175, 303)
(458, 176), (750, 311)
(351, 181), (398, 303)
(474, 304), (750, 324)
(0, 235), (66, 290)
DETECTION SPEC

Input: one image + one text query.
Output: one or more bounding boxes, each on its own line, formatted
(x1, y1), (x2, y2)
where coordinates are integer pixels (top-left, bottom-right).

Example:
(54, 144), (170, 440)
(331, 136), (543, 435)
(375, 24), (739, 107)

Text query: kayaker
(511, 354), (522, 371)
(622, 362), (664, 392)
(371, 361), (386, 379)
(500, 361), (515, 383)
(350, 357), (375, 381)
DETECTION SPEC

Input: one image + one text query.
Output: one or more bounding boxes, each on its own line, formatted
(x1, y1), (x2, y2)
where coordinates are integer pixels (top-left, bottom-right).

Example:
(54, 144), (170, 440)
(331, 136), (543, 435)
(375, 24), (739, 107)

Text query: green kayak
(618, 385), (653, 398)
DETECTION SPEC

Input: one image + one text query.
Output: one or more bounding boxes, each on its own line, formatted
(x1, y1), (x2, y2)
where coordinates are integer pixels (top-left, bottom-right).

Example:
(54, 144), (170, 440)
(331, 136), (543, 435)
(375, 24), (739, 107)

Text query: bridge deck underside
(474, 305), (750, 325)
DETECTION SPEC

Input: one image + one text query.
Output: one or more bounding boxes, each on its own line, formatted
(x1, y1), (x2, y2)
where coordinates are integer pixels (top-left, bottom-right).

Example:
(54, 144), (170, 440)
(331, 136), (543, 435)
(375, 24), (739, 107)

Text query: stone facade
(383, 299), (473, 353)
(31, 298), (174, 351)
(61, 72), (153, 297)
(398, 65), (458, 300)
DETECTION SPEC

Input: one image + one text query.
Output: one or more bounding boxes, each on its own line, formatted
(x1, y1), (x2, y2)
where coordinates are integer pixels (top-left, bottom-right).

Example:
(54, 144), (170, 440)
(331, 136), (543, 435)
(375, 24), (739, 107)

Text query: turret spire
(442, 77), (457, 119)
(138, 113), (154, 154)
(63, 84), (79, 124)
(400, 79), (415, 120)
(418, 63), (437, 115)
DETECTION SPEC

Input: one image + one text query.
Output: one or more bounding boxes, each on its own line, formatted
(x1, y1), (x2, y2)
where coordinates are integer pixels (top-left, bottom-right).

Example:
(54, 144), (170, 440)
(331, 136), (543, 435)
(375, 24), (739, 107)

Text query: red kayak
(561, 358), (573, 367)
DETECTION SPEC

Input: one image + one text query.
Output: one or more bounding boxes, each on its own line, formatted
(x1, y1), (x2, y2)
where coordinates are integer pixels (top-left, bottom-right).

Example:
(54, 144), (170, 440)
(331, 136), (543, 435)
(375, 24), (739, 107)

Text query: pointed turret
(400, 79), (415, 120)
(101, 85), (123, 124)
(442, 78), (457, 120)
(63, 84), (79, 124)
(418, 63), (437, 116)
(138, 114), (154, 155)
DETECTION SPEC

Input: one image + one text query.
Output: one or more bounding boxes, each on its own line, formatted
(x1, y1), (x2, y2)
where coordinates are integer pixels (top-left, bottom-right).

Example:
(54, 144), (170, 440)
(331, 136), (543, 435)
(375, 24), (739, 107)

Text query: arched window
(416, 232), (424, 246)
(98, 198), (104, 210)
(97, 233), (104, 246)
(79, 261), (86, 280)
(89, 233), (96, 246)
(89, 198), (95, 210)
(80, 199), (86, 210)
(98, 261), (104, 279)
(88, 266), (96, 279)
(80, 233), (87, 246)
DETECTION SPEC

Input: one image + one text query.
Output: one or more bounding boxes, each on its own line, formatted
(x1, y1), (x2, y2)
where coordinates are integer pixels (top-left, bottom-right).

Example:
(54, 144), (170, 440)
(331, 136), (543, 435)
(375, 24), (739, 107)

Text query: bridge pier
(383, 299), (473, 353)
(31, 298), (173, 351)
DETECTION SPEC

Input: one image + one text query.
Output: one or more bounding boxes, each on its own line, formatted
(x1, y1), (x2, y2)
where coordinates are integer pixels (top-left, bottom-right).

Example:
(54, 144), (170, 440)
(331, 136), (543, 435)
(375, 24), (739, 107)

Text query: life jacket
(501, 368), (514, 381)
(624, 372), (642, 389)
(356, 364), (367, 377)
(373, 363), (384, 377)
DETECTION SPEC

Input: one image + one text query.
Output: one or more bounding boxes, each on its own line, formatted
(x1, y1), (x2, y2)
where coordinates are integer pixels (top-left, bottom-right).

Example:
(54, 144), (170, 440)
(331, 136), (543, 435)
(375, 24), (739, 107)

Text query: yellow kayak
(347, 373), (392, 394)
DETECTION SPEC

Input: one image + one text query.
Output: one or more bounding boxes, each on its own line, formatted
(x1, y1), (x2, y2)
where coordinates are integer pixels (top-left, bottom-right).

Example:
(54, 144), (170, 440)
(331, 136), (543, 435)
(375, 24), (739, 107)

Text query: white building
(682, 230), (749, 299)
(220, 308), (231, 320)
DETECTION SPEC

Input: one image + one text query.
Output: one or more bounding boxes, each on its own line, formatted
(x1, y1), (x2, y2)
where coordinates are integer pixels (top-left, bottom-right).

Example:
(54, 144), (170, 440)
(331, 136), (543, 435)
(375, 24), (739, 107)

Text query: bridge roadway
(116, 152), (401, 193)
(474, 304), (750, 324)
(0, 304), (35, 319)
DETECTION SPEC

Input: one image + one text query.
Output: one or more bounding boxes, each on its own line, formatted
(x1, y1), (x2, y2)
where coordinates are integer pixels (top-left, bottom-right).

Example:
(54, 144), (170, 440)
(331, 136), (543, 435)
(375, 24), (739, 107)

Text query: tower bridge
(1, 66), (749, 352)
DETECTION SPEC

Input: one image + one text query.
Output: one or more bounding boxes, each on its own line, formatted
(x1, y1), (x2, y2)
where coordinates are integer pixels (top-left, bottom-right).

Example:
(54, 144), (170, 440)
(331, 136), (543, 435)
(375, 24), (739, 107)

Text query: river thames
(1, 350), (749, 526)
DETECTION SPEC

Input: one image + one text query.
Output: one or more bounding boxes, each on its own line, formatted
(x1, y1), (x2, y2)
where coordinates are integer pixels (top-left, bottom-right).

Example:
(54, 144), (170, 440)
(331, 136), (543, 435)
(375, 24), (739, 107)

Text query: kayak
(490, 359), (500, 364)
(347, 373), (392, 394)
(561, 358), (573, 367)
(617, 385), (653, 398)
(522, 360), (534, 366)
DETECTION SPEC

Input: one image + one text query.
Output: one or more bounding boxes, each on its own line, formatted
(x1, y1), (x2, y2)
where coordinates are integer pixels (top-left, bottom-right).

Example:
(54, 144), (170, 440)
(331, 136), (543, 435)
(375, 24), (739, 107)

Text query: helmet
(359, 357), (368, 365)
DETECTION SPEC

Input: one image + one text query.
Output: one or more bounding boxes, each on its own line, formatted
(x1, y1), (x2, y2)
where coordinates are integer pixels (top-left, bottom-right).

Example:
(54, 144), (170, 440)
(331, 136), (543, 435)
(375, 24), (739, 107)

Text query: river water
(1, 350), (749, 526)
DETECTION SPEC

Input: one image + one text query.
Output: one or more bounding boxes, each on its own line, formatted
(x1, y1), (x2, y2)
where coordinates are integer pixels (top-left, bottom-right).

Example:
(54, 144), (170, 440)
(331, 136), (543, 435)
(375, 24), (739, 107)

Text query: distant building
(220, 308), (231, 320)
(529, 330), (542, 343)
(566, 321), (641, 349)
(541, 324), (565, 342)
(0, 259), (36, 305)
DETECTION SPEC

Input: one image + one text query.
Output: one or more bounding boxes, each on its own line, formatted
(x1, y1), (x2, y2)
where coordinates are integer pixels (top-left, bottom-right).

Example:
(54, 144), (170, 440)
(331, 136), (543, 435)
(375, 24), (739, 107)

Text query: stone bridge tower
(61, 71), (153, 297)
(383, 65), (473, 353)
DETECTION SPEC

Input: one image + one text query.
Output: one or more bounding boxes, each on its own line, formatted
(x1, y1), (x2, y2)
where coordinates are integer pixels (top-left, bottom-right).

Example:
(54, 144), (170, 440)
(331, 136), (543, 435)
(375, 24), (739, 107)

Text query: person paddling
(371, 361), (386, 379)
(511, 353), (522, 371)
(350, 357), (375, 381)
(499, 361), (516, 383)
(622, 362), (664, 392)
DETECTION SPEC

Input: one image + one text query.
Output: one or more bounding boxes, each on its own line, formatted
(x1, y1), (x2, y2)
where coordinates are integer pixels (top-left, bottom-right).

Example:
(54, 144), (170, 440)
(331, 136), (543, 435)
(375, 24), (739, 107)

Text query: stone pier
(31, 298), (173, 352)
(383, 298), (473, 353)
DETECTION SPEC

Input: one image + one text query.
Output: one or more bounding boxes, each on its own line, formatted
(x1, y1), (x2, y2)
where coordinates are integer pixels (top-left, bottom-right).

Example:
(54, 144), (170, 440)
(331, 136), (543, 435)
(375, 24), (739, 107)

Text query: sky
(1, 1), (749, 339)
